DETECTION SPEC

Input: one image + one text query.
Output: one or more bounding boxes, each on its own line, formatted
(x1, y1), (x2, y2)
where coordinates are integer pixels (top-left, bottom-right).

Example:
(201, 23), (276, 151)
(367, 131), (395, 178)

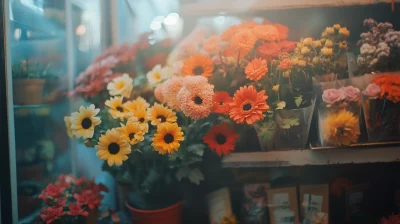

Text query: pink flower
(154, 83), (165, 103)
(162, 77), (184, 111)
(322, 88), (345, 105)
(363, 83), (381, 98)
(340, 86), (360, 102)
(67, 203), (89, 216)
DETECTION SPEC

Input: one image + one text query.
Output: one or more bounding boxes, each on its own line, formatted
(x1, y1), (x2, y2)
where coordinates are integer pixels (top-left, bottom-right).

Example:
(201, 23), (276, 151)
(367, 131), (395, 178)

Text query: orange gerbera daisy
(245, 58), (268, 81)
(203, 124), (239, 156)
(273, 23), (289, 40)
(221, 25), (240, 42)
(230, 85), (269, 124)
(181, 54), (214, 78)
(230, 29), (257, 56)
(203, 35), (220, 53)
(212, 92), (233, 114)
(279, 58), (293, 70)
(322, 110), (360, 146)
(257, 42), (280, 59)
(252, 25), (280, 41)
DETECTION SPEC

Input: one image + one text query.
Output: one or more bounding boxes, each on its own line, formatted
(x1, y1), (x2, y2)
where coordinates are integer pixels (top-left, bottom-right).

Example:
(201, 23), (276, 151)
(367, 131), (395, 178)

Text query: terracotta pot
(13, 79), (45, 105)
(126, 201), (183, 224)
(116, 182), (133, 210)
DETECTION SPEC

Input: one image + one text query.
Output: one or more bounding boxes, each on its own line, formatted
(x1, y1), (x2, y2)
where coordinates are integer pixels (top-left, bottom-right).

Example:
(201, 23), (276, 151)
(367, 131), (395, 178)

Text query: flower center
(192, 66), (204, 75)
(108, 143), (120, 154)
(139, 118), (145, 123)
(219, 101), (224, 106)
(129, 133), (135, 140)
(215, 134), (227, 145)
(164, 133), (174, 144)
(116, 106), (124, 112)
(81, 118), (92, 129)
(194, 96), (203, 105)
(153, 72), (161, 80)
(157, 115), (166, 123)
(242, 103), (252, 111)
(337, 127), (345, 135)
(115, 81), (124, 90)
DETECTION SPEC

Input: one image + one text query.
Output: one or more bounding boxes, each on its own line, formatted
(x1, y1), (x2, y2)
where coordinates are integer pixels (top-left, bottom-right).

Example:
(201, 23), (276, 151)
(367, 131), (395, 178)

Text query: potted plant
(35, 174), (109, 224)
(12, 60), (51, 105)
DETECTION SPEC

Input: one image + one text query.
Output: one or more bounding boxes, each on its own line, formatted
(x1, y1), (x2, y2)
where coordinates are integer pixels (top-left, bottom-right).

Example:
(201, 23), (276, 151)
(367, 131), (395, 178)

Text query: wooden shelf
(222, 145), (400, 168)
(182, 0), (397, 16)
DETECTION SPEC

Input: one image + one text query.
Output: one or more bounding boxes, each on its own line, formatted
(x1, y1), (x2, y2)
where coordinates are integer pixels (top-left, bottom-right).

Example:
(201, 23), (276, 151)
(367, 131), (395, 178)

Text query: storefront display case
(2, 0), (400, 224)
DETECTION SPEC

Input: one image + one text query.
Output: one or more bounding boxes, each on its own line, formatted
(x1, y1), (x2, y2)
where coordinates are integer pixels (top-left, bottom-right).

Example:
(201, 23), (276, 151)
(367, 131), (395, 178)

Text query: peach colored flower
(177, 82), (214, 120)
(245, 58), (268, 81)
(279, 58), (293, 70)
(257, 42), (280, 59)
(231, 29), (257, 56)
(252, 25), (280, 41)
(162, 77), (184, 111)
(203, 35), (220, 53)
(154, 83), (165, 103)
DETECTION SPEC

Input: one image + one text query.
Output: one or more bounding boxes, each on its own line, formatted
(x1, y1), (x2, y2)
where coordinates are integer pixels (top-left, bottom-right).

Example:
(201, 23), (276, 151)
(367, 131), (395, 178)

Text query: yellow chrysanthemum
(221, 215), (239, 224)
(107, 73), (133, 98)
(322, 110), (360, 146)
(133, 108), (149, 133)
(124, 97), (150, 113)
(147, 103), (177, 126)
(70, 104), (101, 139)
(64, 116), (73, 138)
(105, 96), (131, 120)
(95, 129), (131, 166)
(152, 122), (184, 154)
(117, 118), (145, 145)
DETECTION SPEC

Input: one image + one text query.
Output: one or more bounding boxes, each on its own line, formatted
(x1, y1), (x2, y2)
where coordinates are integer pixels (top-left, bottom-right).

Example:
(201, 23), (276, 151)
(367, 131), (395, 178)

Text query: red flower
(40, 207), (65, 224)
(74, 176), (87, 187)
(212, 92), (233, 115)
(279, 40), (296, 52)
(381, 214), (400, 224)
(74, 190), (102, 209)
(56, 174), (76, 188)
(68, 203), (89, 217)
(54, 198), (66, 208)
(38, 184), (64, 200)
(203, 124), (239, 156)
(257, 42), (280, 59)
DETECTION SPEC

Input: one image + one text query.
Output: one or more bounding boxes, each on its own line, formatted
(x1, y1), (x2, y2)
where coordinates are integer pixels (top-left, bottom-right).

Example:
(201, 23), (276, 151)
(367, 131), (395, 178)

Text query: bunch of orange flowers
(373, 73), (400, 103)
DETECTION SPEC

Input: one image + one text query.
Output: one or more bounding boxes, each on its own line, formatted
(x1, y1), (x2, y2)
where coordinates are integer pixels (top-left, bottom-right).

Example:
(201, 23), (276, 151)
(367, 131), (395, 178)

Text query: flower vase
(126, 201), (183, 224)
(362, 94), (400, 142)
(274, 98), (315, 149)
(254, 118), (275, 151)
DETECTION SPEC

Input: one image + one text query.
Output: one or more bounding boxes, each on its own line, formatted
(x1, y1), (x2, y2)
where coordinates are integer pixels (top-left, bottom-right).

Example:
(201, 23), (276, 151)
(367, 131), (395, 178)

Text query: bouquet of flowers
(357, 19), (400, 75)
(294, 24), (350, 82)
(318, 86), (361, 146)
(362, 73), (400, 142)
(36, 174), (109, 224)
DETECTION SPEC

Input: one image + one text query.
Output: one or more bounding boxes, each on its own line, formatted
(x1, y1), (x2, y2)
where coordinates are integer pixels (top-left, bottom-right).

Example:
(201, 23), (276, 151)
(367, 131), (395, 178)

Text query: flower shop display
(362, 74), (400, 142)
(242, 183), (270, 224)
(318, 86), (361, 146)
(35, 174), (109, 224)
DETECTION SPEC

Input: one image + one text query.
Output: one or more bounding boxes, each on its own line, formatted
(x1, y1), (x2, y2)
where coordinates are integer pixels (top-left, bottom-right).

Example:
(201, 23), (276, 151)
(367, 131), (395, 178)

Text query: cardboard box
(207, 188), (233, 224)
(267, 187), (300, 224)
(300, 184), (329, 224)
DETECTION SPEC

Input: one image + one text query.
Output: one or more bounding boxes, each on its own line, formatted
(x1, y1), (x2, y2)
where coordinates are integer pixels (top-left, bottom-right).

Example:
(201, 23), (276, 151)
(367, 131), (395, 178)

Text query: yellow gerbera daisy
(147, 103), (177, 126)
(95, 129), (131, 166)
(64, 116), (73, 138)
(70, 104), (101, 139)
(322, 109), (360, 146)
(105, 96), (131, 120)
(107, 73), (133, 98)
(117, 118), (145, 145)
(152, 122), (184, 154)
(133, 108), (149, 133)
(124, 97), (150, 113)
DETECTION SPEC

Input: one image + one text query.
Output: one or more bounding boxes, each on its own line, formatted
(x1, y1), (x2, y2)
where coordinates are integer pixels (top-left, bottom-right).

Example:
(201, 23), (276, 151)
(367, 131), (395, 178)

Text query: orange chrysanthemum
(273, 23), (289, 40)
(177, 82), (214, 120)
(229, 85), (269, 124)
(162, 77), (184, 111)
(203, 35), (220, 53)
(279, 40), (296, 52)
(203, 124), (239, 156)
(221, 25), (240, 42)
(279, 58), (293, 70)
(257, 42), (280, 59)
(373, 74), (400, 103)
(252, 25), (280, 41)
(238, 21), (258, 29)
(322, 110), (360, 146)
(181, 54), (214, 78)
(212, 92), (233, 114)
(245, 58), (268, 81)
(230, 29), (257, 56)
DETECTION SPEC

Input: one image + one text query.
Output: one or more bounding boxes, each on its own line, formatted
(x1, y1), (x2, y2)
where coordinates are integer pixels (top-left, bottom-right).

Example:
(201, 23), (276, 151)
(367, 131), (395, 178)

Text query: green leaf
(188, 168), (204, 185)
(176, 167), (191, 181)
(295, 96), (303, 108)
(280, 123), (291, 129)
(187, 144), (205, 156)
(289, 117), (300, 126)
(141, 169), (160, 190)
